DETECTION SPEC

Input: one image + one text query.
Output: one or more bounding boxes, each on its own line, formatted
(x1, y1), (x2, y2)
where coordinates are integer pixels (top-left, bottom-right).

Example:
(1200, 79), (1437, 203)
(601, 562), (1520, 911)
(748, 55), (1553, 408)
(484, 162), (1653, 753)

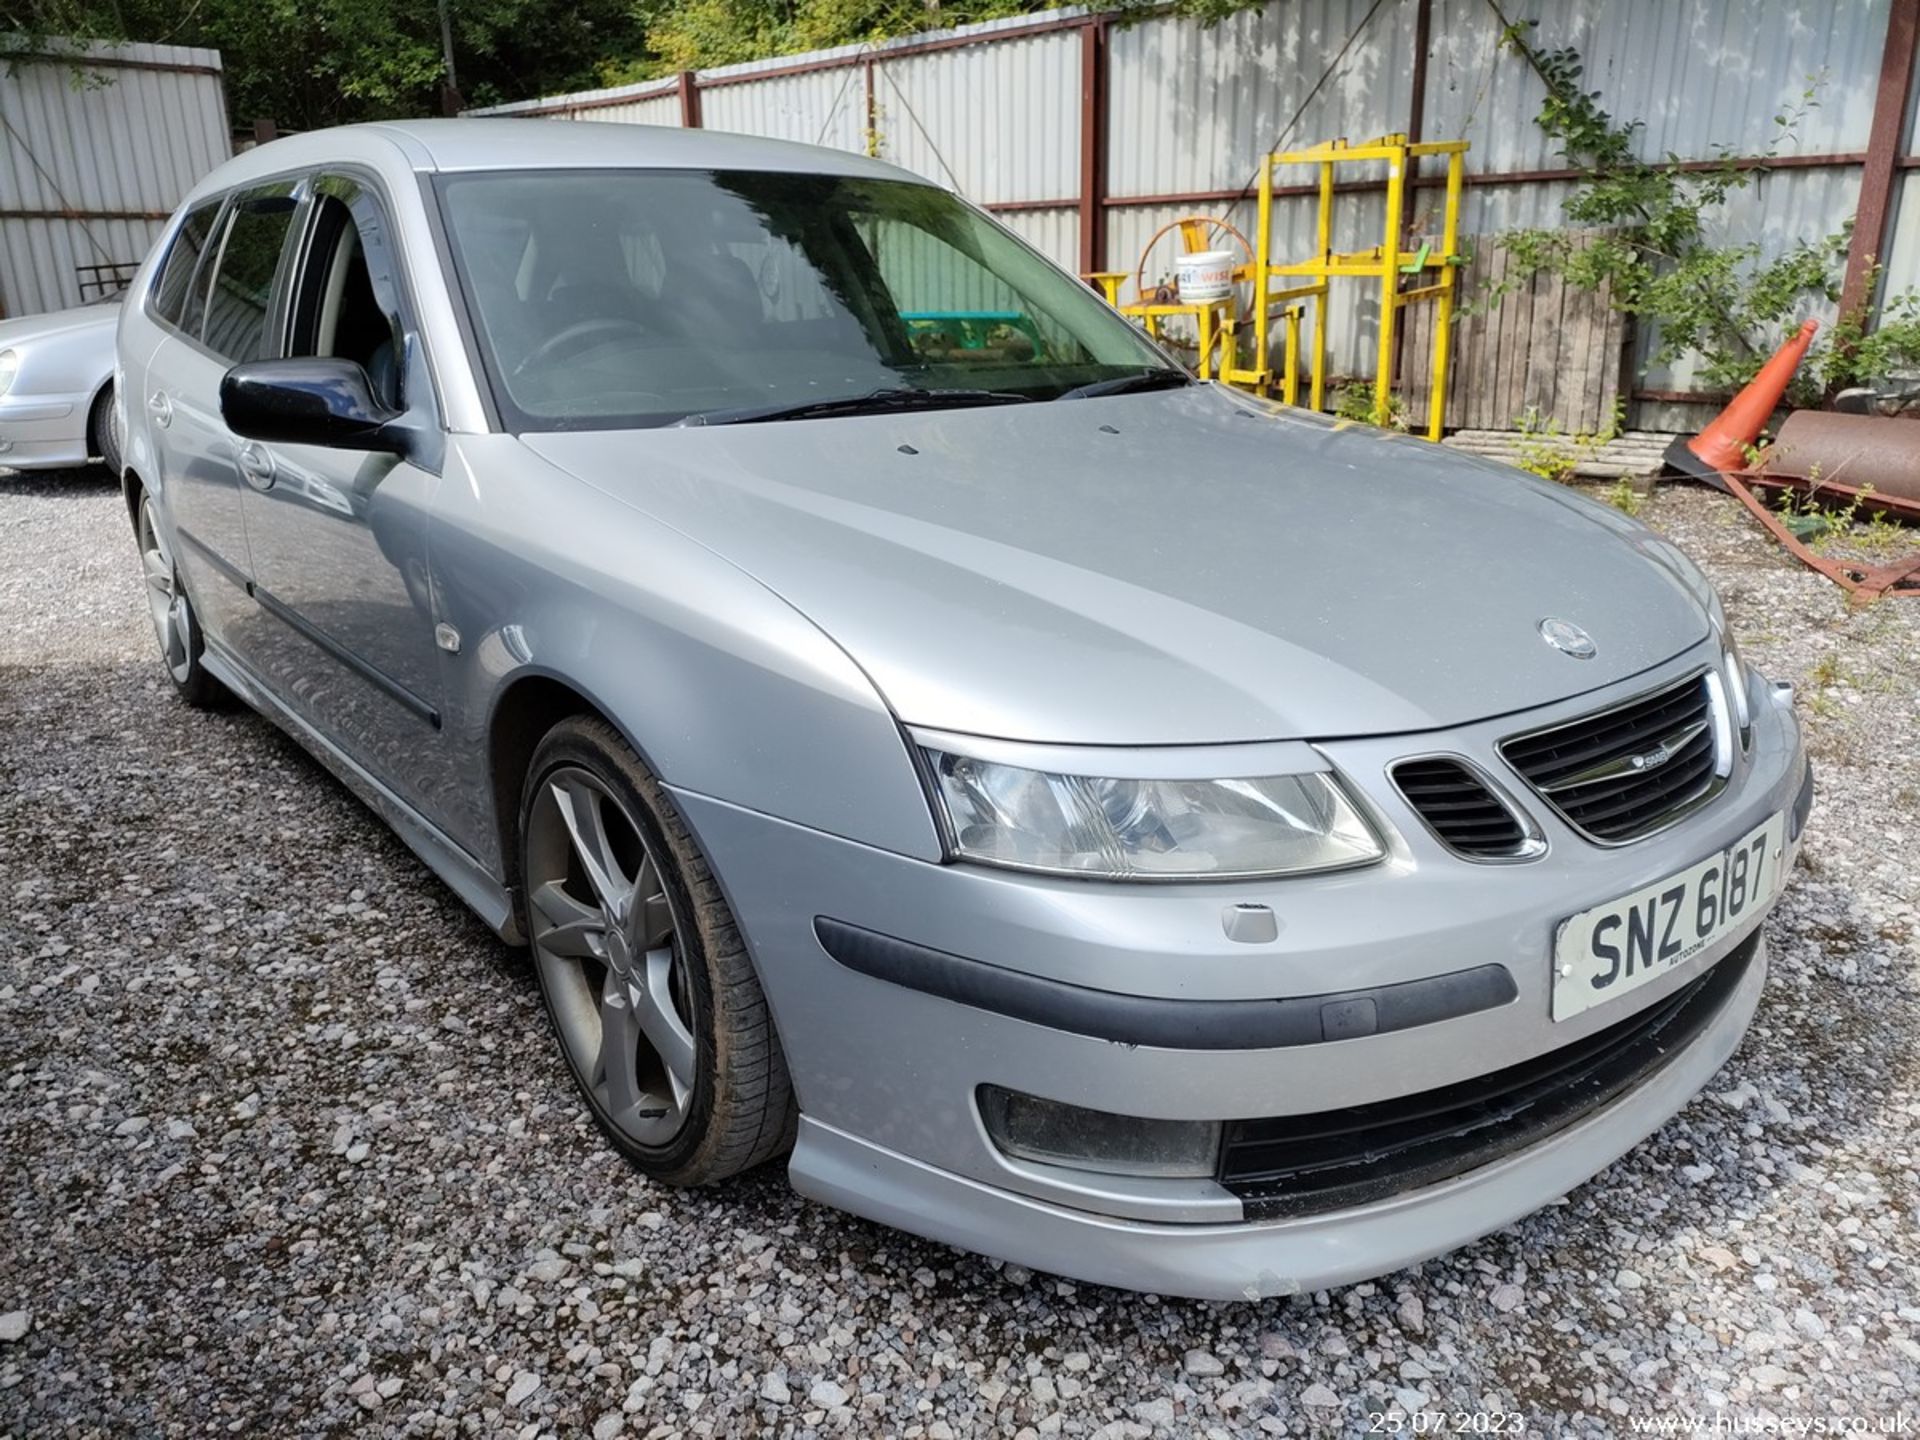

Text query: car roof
(191, 118), (929, 198)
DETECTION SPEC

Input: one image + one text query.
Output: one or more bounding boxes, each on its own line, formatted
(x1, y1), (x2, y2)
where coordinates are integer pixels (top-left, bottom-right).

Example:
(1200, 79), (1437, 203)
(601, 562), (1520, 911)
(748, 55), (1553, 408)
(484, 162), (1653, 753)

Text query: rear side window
(151, 199), (222, 329)
(180, 217), (224, 339)
(201, 184), (300, 363)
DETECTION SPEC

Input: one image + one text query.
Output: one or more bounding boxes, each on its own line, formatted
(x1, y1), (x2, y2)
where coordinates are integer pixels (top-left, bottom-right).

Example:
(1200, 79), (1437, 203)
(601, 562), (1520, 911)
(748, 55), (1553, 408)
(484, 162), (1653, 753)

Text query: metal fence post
(1077, 18), (1108, 277)
(678, 71), (703, 129)
(1406, 0), (1432, 152)
(1840, 0), (1918, 323)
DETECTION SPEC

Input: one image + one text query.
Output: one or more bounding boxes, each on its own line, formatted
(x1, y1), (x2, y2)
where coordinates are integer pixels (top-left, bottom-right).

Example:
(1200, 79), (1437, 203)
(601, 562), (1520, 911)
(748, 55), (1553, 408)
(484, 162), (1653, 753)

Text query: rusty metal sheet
(1722, 470), (1920, 601)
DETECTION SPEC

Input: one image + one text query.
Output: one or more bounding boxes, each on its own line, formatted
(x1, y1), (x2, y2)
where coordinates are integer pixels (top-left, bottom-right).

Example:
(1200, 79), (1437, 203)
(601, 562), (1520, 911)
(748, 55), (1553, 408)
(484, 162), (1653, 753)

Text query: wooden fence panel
(1401, 231), (1630, 435)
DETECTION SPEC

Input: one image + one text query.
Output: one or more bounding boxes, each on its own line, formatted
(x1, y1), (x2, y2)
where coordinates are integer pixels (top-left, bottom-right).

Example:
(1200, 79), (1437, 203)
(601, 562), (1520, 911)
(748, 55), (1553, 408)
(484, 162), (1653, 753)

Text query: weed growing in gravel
(1805, 651), (1851, 721)
(1604, 478), (1643, 517)
(1770, 481), (1920, 568)
(1845, 509), (1914, 559)
(1509, 401), (1625, 485)
(1332, 380), (1408, 431)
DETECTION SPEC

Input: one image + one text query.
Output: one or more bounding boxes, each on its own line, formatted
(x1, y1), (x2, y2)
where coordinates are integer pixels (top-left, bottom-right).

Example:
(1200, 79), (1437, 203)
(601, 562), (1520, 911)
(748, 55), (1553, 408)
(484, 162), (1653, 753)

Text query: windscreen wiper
(1054, 368), (1193, 401)
(677, 386), (1033, 427)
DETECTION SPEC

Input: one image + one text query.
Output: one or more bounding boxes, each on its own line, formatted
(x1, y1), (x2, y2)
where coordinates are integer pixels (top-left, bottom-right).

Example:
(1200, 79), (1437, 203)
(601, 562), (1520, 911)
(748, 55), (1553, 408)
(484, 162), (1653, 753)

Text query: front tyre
(520, 716), (795, 1185)
(136, 494), (224, 708)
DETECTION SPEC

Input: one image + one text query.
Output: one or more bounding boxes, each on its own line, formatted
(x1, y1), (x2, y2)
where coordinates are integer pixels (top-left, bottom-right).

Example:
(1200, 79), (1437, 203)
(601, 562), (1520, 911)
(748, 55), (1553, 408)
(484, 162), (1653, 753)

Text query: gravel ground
(2, 468), (1917, 1439)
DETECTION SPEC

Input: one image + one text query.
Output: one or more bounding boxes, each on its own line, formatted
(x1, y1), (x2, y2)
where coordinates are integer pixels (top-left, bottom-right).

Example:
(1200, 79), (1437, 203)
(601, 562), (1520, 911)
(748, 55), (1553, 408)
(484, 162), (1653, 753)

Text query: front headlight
(0, 349), (18, 397)
(922, 747), (1384, 880)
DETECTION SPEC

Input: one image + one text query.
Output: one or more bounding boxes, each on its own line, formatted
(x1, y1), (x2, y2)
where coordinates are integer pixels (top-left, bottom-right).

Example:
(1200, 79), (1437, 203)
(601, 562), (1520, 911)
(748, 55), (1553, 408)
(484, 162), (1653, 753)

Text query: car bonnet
(521, 385), (1709, 746)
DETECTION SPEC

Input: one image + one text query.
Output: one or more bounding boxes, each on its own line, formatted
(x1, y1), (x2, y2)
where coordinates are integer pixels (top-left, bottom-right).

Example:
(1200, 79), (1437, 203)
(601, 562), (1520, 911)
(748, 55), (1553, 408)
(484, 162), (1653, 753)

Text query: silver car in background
(115, 120), (1809, 1301)
(0, 295), (122, 472)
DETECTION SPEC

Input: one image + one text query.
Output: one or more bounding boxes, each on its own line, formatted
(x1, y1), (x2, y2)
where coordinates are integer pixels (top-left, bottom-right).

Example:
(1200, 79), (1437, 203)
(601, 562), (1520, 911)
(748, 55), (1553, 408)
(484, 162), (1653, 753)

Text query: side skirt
(200, 641), (524, 944)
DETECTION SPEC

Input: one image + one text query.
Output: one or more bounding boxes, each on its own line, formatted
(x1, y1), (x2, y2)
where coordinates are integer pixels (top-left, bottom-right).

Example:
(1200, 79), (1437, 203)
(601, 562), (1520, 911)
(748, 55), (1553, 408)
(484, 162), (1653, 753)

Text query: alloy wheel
(137, 499), (193, 684)
(525, 766), (699, 1148)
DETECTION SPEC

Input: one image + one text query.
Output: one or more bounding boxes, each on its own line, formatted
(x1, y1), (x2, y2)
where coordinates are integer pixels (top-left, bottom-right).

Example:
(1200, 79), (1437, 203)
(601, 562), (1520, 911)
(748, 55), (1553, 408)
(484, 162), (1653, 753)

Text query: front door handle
(237, 441), (276, 490)
(147, 391), (173, 428)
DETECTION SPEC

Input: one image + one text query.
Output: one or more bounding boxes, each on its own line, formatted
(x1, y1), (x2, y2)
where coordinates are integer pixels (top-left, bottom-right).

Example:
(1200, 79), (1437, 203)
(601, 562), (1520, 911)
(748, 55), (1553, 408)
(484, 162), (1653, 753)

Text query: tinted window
(289, 189), (405, 409)
(201, 185), (300, 363)
(435, 169), (1169, 430)
(151, 199), (222, 329)
(180, 221), (223, 340)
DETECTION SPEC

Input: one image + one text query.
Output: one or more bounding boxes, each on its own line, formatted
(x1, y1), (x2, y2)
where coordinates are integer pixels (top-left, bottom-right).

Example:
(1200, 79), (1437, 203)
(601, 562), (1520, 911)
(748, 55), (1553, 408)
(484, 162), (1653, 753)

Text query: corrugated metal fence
(471, 0), (1920, 429)
(0, 38), (231, 318)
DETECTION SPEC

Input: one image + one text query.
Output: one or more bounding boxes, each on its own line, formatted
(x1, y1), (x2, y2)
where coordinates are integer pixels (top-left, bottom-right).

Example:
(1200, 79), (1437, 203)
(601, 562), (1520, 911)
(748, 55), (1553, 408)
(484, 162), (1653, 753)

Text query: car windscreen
(434, 168), (1176, 430)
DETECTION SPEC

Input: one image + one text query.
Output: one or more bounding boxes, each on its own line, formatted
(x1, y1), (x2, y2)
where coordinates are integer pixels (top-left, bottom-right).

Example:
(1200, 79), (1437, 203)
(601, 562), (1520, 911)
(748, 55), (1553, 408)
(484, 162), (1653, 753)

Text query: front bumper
(0, 392), (91, 469)
(788, 935), (1766, 1301)
(672, 646), (1806, 1296)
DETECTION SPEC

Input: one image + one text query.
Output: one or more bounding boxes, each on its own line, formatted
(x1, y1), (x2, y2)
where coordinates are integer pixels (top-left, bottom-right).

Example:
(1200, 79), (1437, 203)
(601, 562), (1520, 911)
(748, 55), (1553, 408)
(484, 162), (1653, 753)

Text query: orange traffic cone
(1665, 317), (1819, 486)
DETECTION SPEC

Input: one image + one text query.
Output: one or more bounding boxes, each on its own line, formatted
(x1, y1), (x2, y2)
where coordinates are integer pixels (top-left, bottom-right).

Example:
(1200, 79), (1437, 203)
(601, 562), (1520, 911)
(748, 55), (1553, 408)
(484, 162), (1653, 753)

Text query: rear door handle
(147, 391), (173, 428)
(237, 441), (276, 490)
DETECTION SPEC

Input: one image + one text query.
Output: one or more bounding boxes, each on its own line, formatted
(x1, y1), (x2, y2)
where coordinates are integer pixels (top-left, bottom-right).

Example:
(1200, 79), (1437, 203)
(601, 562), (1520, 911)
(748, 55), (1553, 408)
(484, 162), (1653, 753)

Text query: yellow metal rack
(1250, 132), (1467, 440)
(1092, 133), (1468, 440)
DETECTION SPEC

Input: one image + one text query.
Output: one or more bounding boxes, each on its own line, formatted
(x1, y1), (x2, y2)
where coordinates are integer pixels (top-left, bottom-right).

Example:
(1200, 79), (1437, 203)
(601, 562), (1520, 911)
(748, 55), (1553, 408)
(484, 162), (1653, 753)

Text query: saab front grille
(1217, 933), (1756, 1219)
(1501, 671), (1722, 843)
(1392, 758), (1530, 858)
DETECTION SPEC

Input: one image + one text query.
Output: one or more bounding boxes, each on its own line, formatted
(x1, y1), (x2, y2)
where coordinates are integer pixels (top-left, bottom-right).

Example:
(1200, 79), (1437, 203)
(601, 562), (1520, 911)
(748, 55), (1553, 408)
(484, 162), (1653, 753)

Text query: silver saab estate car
(117, 120), (1809, 1301)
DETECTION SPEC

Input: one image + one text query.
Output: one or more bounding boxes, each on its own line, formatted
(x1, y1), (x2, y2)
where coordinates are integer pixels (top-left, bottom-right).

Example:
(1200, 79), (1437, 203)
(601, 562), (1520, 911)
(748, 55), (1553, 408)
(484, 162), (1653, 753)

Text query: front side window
(435, 169), (1172, 430)
(200, 183), (300, 363)
(151, 199), (223, 330)
(287, 178), (407, 410)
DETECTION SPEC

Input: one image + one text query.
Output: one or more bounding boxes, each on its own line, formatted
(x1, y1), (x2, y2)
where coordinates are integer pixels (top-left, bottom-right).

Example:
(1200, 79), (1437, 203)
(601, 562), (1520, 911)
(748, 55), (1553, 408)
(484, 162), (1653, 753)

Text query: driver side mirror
(220, 357), (409, 454)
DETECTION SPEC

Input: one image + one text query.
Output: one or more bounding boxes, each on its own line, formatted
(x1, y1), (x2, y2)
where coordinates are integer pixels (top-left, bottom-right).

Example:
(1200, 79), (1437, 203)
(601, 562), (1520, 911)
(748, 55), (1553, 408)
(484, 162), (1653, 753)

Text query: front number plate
(1552, 813), (1786, 1023)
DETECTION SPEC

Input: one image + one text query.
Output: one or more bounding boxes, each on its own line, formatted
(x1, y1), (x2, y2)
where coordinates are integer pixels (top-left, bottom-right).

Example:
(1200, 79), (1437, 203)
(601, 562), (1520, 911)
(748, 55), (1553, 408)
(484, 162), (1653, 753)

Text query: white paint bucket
(1174, 250), (1236, 303)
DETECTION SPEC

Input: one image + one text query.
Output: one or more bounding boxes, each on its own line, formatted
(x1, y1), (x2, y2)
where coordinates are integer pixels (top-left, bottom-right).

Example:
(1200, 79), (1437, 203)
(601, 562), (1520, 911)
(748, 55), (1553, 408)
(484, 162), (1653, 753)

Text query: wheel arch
(486, 670), (682, 936)
(120, 463), (146, 532)
(434, 435), (942, 886)
(83, 374), (114, 455)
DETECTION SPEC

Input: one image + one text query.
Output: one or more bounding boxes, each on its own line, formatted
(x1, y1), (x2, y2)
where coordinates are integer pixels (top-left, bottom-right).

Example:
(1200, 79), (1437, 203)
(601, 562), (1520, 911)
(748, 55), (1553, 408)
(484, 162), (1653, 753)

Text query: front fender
(430, 434), (943, 873)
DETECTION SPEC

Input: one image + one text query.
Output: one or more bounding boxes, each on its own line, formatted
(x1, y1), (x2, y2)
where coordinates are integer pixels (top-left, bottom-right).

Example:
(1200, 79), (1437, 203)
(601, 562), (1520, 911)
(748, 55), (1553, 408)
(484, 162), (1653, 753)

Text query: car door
(141, 190), (283, 644)
(232, 171), (451, 829)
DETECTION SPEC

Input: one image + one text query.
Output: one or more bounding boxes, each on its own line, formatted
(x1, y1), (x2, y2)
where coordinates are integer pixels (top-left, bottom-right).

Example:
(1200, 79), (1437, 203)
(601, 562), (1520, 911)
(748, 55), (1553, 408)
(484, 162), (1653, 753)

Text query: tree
(3, 0), (661, 127)
(4, 0), (1275, 123)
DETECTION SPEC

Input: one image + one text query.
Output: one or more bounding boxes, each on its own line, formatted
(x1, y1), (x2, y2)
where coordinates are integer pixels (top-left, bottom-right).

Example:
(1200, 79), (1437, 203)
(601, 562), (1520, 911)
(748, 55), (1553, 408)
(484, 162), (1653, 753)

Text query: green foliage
(1820, 284), (1920, 390)
(1492, 20), (1919, 402)
(641, 0), (792, 72)
(641, 0), (1039, 74)
(1111, 0), (1263, 22)
(641, 0), (1263, 78)
(5, 0), (662, 123)
(1507, 399), (1624, 484)
(1331, 379), (1405, 430)
(1770, 480), (1914, 558)
(1603, 477), (1643, 517)
(1503, 397), (1642, 515)
(6, 0), (1272, 124)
